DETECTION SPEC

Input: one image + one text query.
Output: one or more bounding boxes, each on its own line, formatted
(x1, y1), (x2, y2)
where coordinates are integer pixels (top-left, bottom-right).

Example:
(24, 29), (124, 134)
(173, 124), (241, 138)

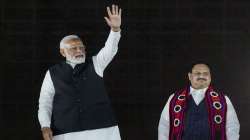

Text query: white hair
(59, 35), (82, 49)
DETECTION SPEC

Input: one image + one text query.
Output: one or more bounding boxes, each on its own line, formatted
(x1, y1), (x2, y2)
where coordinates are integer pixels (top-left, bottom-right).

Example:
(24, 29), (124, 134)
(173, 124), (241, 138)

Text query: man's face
(61, 39), (86, 64)
(64, 39), (86, 57)
(188, 64), (211, 89)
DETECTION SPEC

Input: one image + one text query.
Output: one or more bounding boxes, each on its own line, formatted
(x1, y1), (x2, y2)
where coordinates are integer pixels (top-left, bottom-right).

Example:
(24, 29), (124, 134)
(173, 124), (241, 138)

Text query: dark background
(0, 0), (250, 139)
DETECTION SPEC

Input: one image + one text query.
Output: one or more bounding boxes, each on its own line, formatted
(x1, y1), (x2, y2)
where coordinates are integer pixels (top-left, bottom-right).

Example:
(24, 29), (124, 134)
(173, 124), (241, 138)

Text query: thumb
(104, 17), (111, 26)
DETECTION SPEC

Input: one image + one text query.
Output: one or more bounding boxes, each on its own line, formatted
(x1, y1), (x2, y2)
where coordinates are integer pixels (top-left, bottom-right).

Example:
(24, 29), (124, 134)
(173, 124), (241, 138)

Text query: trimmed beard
(65, 51), (85, 64)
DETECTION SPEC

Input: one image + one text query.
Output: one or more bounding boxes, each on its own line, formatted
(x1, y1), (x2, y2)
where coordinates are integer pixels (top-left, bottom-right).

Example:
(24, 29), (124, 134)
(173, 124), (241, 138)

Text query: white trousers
(53, 126), (121, 140)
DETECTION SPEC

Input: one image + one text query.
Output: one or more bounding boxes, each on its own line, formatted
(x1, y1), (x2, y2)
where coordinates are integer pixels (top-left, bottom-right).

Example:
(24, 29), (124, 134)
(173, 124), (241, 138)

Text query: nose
(76, 47), (81, 52)
(77, 47), (84, 53)
(199, 74), (205, 78)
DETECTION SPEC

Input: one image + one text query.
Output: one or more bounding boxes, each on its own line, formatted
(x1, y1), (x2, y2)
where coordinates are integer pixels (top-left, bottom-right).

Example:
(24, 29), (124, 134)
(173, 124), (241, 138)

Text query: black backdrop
(0, 0), (250, 139)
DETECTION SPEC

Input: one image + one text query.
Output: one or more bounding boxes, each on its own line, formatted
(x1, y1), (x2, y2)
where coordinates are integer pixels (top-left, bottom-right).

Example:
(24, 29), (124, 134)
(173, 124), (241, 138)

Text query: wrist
(41, 127), (50, 131)
(111, 27), (121, 32)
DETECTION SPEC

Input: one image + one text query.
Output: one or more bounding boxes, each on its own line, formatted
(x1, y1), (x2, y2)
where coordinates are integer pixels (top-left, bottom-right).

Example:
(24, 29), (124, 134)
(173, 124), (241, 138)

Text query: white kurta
(38, 30), (121, 140)
(158, 87), (240, 140)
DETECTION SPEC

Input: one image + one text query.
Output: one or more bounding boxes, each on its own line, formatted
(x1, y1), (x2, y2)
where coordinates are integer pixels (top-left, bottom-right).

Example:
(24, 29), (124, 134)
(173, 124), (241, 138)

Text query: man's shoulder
(211, 88), (227, 97)
(48, 62), (65, 71)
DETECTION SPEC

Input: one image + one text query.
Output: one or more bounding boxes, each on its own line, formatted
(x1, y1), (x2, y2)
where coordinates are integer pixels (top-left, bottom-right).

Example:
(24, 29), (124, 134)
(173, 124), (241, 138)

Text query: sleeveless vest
(49, 59), (117, 135)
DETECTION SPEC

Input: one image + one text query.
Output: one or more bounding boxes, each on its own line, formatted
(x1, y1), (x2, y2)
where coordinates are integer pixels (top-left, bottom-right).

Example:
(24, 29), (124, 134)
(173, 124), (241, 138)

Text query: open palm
(104, 5), (122, 31)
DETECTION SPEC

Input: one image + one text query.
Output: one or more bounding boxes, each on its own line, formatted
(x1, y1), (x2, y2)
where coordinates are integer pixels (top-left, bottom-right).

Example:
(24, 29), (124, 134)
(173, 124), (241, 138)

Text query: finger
(112, 4), (115, 15)
(104, 17), (111, 25)
(115, 5), (119, 15)
(119, 8), (122, 16)
(49, 131), (53, 140)
(106, 7), (112, 17)
(49, 134), (53, 140)
(43, 134), (50, 140)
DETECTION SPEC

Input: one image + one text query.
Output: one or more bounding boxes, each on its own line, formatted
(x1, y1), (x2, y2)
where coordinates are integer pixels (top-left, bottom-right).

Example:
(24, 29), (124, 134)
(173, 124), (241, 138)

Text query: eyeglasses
(67, 46), (85, 52)
(191, 72), (210, 77)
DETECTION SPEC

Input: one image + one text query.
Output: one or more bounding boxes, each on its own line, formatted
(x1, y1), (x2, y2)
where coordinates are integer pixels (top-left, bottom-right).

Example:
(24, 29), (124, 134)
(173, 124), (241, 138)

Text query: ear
(60, 49), (66, 57)
(188, 73), (192, 81)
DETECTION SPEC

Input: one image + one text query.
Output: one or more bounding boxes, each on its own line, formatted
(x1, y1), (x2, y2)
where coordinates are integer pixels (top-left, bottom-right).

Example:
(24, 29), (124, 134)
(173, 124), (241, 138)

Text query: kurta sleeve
(225, 96), (240, 140)
(92, 30), (121, 77)
(38, 70), (55, 128)
(158, 94), (174, 140)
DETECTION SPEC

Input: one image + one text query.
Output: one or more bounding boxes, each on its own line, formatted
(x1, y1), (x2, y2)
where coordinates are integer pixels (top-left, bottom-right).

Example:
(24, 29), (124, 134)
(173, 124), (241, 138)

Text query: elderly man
(38, 5), (122, 140)
(158, 63), (240, 140)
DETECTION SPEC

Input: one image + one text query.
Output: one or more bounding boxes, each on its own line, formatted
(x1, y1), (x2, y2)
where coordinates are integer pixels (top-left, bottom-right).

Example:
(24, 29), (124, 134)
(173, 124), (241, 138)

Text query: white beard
(65, 51), (85, 64)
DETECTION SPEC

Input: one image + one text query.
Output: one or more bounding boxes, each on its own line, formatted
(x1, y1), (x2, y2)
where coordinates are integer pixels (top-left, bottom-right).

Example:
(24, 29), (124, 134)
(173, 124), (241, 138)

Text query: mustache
(197, 78), (207, 81)
(75, 54), (84, 58)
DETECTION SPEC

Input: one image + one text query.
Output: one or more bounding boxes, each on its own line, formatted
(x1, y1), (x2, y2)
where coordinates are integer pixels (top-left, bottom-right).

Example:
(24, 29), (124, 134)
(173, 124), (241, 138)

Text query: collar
(190, 86), (208, 95)
(66, 60), (85, 68)
(189, 86), (208, 105)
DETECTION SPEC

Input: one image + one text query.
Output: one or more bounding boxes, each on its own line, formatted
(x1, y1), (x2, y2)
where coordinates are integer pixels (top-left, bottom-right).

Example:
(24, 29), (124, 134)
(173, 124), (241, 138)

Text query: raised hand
(104, 4), (122, 32)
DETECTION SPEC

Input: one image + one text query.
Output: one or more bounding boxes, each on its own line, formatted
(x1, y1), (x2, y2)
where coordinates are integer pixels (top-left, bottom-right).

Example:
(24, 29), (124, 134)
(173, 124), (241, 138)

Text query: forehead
(192, 64), (210, 72)
(65, 39), (84, 47)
